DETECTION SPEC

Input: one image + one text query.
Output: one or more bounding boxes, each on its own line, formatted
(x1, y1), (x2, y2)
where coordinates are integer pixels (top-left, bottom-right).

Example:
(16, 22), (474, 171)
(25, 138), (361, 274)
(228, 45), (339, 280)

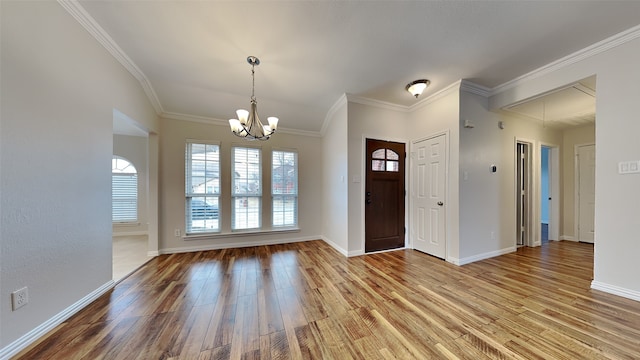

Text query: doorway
(364, 138), (406, 253)
(516, 140), (533, 247)
(576, 144), (596, 243)
(411, 133), (447, 259)
(540, 145), (559, 244)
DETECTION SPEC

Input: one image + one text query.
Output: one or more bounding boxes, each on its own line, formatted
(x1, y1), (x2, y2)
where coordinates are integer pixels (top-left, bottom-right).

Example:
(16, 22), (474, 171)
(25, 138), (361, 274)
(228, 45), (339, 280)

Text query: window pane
(186, 142), (220, 233)
(233, 147), (261, 230)
(372, 149), (385, 159)
(386, 160), (399, 172)
(273, 195), (297, 227)
(233, 196), (261, 230)
(272, 150), (298, 227)
(233, 147), (261, 196)
(372, 160), (385, 171)
(186, 196), (219, 233)
(386, 149), (399, 160)
(112, 158), (137, 223)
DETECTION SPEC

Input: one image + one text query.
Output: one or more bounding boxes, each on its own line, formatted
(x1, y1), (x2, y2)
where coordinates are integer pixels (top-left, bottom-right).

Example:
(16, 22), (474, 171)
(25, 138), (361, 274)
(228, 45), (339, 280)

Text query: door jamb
(574, 142), (595, 243)
(515, 137), (537, 247)
(540, 142), (560, 242)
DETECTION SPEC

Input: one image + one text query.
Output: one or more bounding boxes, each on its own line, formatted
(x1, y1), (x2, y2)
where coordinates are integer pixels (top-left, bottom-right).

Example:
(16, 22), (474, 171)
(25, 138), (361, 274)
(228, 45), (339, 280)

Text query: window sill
(113, 222), (141, 227)
(184, 227), (300, 241)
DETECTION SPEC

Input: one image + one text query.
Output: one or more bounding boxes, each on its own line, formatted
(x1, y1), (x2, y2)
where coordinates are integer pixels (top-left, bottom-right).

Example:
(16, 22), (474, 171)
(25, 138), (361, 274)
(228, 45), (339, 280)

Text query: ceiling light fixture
(405, 79), (431, 98)
(229, 56), (278, 141)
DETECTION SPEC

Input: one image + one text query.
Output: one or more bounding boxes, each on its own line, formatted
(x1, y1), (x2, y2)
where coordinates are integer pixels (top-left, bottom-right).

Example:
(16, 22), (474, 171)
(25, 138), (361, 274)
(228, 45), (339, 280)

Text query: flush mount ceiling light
(405, 79), (431, 98)
(228, 56), (278, 141)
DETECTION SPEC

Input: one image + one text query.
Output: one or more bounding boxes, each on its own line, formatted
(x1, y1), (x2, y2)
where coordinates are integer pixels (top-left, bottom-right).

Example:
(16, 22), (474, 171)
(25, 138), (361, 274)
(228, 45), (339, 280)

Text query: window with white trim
(272, 150), (298, 227)
(232, 146), (261, 230)
(112, 157), (137, 223)
(186, 142), (220, 233)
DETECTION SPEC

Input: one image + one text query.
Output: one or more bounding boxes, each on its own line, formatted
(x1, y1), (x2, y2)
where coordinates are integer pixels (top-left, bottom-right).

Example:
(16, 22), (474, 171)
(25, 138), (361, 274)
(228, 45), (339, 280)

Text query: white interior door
(577, 144), (596, 243)
(412, 134), (446, 259)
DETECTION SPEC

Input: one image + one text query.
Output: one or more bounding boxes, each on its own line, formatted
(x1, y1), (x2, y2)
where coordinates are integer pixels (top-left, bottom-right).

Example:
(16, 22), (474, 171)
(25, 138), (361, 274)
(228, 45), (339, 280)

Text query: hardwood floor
(15, 240), (640, 359)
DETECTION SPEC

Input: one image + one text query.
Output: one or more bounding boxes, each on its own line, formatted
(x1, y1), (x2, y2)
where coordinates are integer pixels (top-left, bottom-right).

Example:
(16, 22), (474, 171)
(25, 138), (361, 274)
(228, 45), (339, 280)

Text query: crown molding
(460, 80), (491, 97)
(161, 112), (322, 138)
(57, 0), (163, 114)
(346, 94), (410, 112)
(320, 94), (348, 136)
(491, 24), (640, 96)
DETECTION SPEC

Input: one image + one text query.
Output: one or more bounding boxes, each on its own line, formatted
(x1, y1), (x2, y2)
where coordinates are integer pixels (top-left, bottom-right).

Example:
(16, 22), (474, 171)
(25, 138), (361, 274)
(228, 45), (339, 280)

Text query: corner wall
(321, 98), (349, 254)
(1, 1), (158, 354)
(490, 34), (640, 299)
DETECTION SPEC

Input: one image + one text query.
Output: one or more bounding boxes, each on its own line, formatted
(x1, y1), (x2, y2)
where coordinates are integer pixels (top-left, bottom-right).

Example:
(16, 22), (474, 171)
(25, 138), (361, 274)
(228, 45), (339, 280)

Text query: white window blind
(186, 142), (220, 233)
(112, 157), (137, 223)
(272, 150), (298, 227)
(232, 146), (261, 230)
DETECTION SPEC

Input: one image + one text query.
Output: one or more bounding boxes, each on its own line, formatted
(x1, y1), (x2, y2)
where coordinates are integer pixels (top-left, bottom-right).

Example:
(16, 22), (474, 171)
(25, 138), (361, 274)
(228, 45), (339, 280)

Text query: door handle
(437, 201), (444, 206)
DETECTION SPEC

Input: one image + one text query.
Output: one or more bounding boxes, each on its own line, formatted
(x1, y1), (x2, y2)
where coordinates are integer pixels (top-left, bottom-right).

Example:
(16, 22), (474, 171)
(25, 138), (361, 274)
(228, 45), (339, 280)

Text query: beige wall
(346, 100), (409, 255)
(321, 97), (349, 254)
(158, 118), (323, 253)
(561, 124), (595, 240)
(1, 1), (158, 351)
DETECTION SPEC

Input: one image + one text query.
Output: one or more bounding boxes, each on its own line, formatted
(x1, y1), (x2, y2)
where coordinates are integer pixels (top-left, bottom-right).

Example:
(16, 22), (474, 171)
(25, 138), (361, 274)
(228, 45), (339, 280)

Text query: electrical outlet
(174, 229), (181, 237)
(11, 287), (28, 311)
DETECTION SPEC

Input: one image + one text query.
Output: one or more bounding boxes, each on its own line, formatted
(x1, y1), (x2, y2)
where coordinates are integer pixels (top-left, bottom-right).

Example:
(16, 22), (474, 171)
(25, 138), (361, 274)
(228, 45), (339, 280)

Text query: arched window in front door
(371, 148), (400, 172)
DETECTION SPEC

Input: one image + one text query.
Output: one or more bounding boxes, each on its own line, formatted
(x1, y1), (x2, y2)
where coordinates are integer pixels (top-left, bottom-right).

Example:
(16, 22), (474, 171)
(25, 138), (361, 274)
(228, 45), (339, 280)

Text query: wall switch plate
(11, 287), (28, 311)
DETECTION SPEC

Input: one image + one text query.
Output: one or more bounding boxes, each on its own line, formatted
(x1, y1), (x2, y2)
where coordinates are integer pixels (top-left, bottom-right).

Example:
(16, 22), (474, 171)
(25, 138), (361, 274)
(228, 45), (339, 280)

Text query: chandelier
(228, 56), (279, 141)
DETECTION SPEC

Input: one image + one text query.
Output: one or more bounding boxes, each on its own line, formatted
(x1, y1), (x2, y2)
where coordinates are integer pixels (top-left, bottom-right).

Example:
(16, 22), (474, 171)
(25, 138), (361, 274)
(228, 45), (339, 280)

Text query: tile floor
(112, 235), (153, 282)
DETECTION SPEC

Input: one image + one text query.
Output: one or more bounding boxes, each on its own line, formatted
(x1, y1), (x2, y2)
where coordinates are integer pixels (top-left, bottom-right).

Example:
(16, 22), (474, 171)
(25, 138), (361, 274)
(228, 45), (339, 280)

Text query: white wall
(113, 134), (149, 235)
(346, 100), (409, 255)
(0, 1), (158, 353)
(321, 98), (349, 254)
(561, 124), (595, 240)
(458, 90), (507, 259)
(490, 35), (640, 298)
(158, 118), (323, 253)
(408, 87), (461, 261)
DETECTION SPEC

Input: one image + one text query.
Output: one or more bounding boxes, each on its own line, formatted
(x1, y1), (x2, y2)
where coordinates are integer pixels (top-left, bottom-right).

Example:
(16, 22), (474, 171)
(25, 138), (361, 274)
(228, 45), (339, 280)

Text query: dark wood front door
(365, 139), (405, 252)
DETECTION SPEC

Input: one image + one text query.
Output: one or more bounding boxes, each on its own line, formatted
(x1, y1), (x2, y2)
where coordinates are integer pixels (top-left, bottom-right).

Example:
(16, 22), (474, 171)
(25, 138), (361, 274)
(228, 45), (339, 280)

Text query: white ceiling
(77, 1), (640, 133)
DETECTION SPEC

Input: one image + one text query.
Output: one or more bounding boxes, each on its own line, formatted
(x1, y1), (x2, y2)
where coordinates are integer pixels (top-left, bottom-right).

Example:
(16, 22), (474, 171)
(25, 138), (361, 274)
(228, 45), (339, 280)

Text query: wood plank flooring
(15, 240), (640, 359)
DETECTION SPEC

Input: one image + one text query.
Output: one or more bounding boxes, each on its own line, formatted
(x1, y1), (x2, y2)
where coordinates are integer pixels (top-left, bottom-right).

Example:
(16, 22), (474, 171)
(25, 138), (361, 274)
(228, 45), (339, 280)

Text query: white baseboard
(320, 236), (349, 257)
(560, 235), (576, 241)
(449, 246), (516, 266)
(348, 250), (364, 257)
(147, 250), (159, 257)
(591, 281), (640, 302)
(159, 235), (320, 254)
(0, 280), (114, 360)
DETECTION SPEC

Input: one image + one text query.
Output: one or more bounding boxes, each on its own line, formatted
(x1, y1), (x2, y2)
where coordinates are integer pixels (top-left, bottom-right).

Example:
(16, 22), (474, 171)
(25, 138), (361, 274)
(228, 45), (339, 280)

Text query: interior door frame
(574, 142), (596, 243)
(515, 137), (537, 247)
(409, 130), (450, 260)
(540, 142), (560, 242)
(360, 134), (409, 254)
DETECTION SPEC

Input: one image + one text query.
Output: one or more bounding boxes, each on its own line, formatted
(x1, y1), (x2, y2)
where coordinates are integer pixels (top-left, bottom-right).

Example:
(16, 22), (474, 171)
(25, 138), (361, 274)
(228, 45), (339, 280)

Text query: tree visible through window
(272, 150), (298, 227)
(112, 157), (137, 223)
